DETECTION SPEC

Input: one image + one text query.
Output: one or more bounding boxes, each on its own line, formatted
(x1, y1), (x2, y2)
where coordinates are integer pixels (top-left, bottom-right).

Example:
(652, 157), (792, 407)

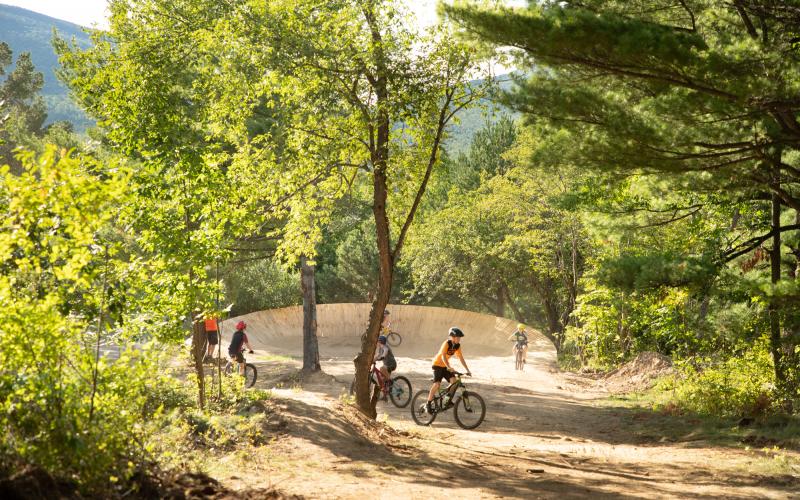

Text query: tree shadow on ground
(269, 395), (799, 499)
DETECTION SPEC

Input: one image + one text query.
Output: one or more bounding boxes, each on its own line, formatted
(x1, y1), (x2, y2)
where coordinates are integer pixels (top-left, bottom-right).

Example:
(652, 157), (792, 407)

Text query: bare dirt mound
(601, 351), (674, 393)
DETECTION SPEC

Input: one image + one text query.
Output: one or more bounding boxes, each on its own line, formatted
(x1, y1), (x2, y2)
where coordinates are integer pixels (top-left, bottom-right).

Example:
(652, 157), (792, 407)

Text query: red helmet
(236, 321), (247, 330)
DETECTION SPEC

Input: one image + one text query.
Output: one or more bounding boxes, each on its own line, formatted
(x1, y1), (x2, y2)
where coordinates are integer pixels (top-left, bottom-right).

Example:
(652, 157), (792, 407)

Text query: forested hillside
(0, 4), (91, 129)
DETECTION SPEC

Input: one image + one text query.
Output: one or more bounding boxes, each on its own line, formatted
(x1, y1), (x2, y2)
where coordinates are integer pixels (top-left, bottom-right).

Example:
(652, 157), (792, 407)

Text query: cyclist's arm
(244, 339), (254, 352)
(507, 332), (517, 341)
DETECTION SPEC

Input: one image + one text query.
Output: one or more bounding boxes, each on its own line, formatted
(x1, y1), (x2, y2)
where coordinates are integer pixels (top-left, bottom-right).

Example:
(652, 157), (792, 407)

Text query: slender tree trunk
(769, 189), (786, 395)
(354, 3), (393, 418)
(88, 247), (109, 424)
(495, 283), (506, 317)
(542, 294), (563, 352)
(301, 255), (321, 372)
(191, 316), (206, 409)
(503, 282), (525, 324)
(353, 1), (466, 418)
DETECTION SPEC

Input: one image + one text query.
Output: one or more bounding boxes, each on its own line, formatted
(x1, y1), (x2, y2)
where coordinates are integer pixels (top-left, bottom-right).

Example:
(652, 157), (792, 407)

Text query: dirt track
(211, 306), (800, 499)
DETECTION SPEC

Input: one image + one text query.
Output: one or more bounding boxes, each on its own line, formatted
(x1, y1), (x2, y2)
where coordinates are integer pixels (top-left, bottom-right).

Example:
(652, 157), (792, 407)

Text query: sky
(1, 0), (469, 29)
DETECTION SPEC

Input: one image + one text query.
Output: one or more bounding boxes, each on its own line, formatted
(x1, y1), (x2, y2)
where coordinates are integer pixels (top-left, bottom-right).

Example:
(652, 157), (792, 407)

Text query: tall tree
(447, 0), (800, 402)
(0, 42), (47, 170)
(55, 0), (266, 408)
(203, 0), (488, 417)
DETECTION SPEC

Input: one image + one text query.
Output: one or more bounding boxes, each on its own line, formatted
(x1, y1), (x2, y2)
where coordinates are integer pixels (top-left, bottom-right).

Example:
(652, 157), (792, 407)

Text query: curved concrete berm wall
(221, 303), (555, 358)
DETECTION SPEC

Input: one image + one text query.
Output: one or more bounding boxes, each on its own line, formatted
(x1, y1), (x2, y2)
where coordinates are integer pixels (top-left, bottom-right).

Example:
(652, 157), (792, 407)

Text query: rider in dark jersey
(508, 324), (529, 365)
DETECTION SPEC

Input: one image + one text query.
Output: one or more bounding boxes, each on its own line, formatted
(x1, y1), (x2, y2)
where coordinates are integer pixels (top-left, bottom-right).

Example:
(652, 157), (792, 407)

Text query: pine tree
(447, 0), (800, 402)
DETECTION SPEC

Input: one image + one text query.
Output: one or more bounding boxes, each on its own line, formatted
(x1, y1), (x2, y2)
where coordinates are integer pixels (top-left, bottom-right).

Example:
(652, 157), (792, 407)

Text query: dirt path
(211, 346), (800, 499)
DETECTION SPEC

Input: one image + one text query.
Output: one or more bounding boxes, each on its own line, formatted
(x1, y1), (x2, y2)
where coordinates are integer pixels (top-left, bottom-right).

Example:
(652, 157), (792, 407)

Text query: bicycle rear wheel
(387, 331), (402, 347)
(244, 363), (257, 388)
(389, 375), (412, 408)
(410, 390), (436, 426)
(454, 391), (486, 430)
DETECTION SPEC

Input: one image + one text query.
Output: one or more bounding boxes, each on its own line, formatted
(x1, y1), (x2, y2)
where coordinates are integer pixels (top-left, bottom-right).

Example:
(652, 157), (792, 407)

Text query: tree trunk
(191, 316), (206, 409)
(503, 282), (525, 324)
(769, 189), (786, 395)
(354, 3), (393, 418)
(495, 283), (506, 317)
(301, 255), (321, 373)
(542, 295), (564, 353)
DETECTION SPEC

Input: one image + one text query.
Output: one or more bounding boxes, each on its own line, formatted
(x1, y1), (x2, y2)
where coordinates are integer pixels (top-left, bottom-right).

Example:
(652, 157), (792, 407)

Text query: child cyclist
(508, 323), (529, 365)
(228, 320), (254, 375)
(425, 326), (471, 413)
(373, 334), (397, 394)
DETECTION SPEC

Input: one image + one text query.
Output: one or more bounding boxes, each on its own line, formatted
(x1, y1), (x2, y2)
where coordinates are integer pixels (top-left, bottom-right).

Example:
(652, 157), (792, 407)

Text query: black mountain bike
(224, 351), (257, 388)
(410, 372), (486, 429)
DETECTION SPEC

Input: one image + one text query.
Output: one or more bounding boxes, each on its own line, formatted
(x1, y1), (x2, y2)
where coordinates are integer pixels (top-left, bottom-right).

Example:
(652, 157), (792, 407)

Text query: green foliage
(448, 0), (800, 403)
(598, 253), (716, 292)
(144, 374), (274, 472)
(0, 148), (154, 488)
(317, 217), (413, 304)
(223, 259), (299, 316)
(408, 121), (590, 348)
(659, 339), (776, 418)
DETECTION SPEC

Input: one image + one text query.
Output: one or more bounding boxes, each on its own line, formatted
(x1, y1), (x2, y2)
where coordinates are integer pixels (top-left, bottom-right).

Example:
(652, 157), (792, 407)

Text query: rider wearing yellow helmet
(508, 323), (529, 365)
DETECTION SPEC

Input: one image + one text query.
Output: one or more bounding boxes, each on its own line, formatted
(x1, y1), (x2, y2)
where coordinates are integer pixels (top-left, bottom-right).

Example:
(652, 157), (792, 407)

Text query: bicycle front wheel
(389, 375), (412, 408)
(387, 331), (402, 347)
(454, 391), (486, 430)
(244, 363), (257, 388)
(410, 390), (436, 426)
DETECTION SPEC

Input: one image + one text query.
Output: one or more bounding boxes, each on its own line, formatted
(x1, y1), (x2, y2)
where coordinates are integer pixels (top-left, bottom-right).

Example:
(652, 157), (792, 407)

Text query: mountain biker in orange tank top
(425, 327), (471, 414)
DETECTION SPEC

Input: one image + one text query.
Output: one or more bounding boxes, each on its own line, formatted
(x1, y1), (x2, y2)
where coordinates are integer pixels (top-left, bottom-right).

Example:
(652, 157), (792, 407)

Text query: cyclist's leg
(445, 373), (458, 396)
(427, 381), (440, 402)
(206, 331), (218, 360)
(232, 351), (245, 375)
(427, 366), (447, 410)
(522, 344), (528, 363)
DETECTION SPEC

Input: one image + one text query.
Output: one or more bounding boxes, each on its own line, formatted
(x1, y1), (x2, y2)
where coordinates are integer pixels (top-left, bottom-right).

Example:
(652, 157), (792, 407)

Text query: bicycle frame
(438, 373), (466, 403)
(369, 364), (390, 396)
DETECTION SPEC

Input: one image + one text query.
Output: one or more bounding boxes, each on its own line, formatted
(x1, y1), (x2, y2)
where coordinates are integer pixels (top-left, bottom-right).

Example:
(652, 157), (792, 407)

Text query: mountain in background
(0, 4), (514, 149)
(0, 4), (92, 130)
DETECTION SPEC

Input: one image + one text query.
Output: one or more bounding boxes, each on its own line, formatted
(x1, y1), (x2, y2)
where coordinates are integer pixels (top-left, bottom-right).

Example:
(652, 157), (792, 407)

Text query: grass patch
(598, 389), (800, 453)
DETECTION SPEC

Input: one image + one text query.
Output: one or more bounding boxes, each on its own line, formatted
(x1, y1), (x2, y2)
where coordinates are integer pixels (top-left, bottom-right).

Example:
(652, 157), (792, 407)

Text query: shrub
(658, 338), (775, 417)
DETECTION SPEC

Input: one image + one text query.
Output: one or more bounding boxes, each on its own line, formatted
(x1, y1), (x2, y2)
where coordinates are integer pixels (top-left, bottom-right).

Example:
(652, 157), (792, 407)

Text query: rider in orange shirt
(425, 326), (472, 413)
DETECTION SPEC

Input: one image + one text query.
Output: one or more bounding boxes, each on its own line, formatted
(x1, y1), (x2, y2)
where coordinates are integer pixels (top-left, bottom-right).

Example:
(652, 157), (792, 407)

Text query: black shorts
(230, 351), (244, 363)
(432, 366), (455, 383)
(207, 331), (218, 345)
